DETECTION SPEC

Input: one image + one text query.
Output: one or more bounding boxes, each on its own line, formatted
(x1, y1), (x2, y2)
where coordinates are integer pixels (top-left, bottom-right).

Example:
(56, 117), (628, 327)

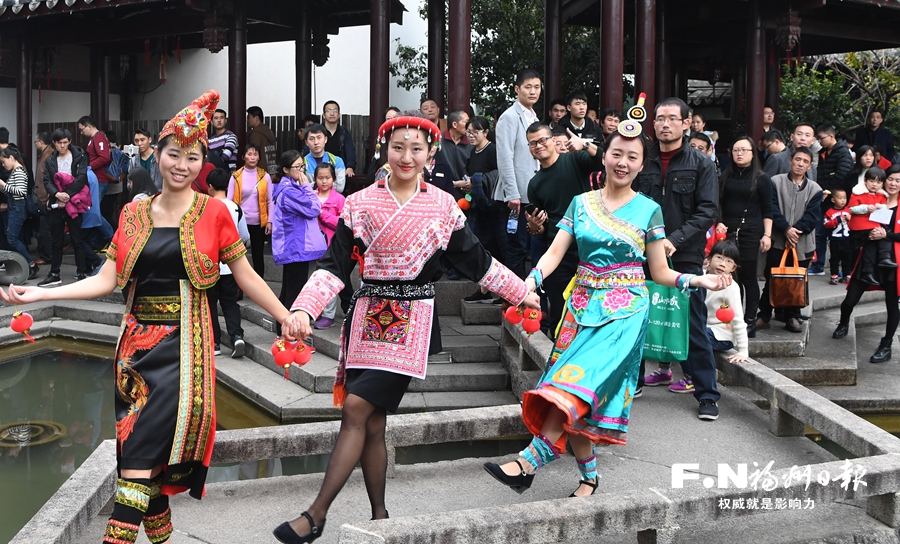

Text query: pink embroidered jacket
(292, 179), (527, 381)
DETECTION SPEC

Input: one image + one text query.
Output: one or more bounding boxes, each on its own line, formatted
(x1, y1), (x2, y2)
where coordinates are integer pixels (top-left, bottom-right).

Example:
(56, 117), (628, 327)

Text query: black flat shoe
(879, 259), (899, 269)
(568, 478), (599, 497)
(371, 510), (389, 521)
(832, 323), (849, 339)
(273, 511), (325, 544)
(746, 320), (757, 338)
(483, 459), (534, 494)
(860, 273), (881, 285)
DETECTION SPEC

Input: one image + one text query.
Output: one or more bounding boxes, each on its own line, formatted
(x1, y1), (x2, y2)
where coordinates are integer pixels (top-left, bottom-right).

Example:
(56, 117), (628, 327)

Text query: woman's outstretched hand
(0, 284), (46, 305)
(695, 273), (732, 292)
(522, 291), (541, 309)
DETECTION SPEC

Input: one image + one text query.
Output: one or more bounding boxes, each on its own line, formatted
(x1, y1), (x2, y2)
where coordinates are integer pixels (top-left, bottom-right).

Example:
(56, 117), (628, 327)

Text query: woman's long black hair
(718, 135), (764, 219)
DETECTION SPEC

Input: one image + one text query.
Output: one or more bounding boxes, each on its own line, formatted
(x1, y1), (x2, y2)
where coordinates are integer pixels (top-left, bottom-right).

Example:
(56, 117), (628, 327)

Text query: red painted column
(370, 0), (390, 160)
(296, 6), (312, 123)
(229, 0), (248, 161)
(635, 0), (656, 116)
(91, 50), (110, 131)
(746, 0), (766, 142)
(600, 0), (624, 110)
(544, 0), (562, 103)
(427, 0), (446, 112)
(447, 0), (471, 112)
(17, 38), (32, 167)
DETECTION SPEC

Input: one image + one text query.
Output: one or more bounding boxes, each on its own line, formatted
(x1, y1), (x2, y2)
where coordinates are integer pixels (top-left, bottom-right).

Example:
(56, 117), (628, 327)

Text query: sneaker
(75, 274), (87, 281)
(314, 316), (335, 329)
(28, 264), (39, 281)
(214, 344), (222, 356)
(829, 275), (840, 285)
(644, 368), (673, 386)
(841, 276), (851, 284)
(231, 336), (245, 358)
(698, 399), (719, 420)
(669, 377), (694, 393)
(633, 386), (643, 399)
(491, 297), (504, 305)
(808, 266), (826, 276)
(464, 289), (493, 303)
(38, 273), (62, 287)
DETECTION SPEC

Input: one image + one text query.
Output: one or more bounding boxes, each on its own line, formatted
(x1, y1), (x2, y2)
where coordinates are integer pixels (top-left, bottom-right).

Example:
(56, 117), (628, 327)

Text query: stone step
(220, 315), (510, 394)
(460, 299), (502, 325)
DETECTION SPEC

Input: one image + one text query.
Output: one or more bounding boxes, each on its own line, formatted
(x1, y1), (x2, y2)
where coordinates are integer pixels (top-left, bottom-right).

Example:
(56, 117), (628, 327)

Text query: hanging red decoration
(144, 39), (151, 67)
(522, 309), (542, 336)
(177, 37), (182, 63)
(504, 305), (524, 325)
(272, 338), (295, 379)
(457, 197), (470, 211)
(716, 302), (735, 325)
(10, 311), (35, 343)
(293, 342), (312, 366)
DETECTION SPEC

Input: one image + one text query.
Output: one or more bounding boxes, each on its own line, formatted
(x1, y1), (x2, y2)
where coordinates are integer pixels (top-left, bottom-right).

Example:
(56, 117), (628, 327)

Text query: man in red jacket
(77, 115), (112, 200)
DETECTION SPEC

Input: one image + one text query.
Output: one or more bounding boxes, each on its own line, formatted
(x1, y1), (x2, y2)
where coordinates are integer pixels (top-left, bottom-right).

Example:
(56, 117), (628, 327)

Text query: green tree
(778, 63), (855, 135)
(389, 0), (629, 119)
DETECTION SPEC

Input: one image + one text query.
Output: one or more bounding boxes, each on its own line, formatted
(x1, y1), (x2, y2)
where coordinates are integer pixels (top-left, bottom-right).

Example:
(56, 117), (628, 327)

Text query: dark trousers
(736, 257), (760, 325)
(758, 248), (810, 322)
(278, 261), (311, 335)
(706, 328), (735, 352)
(505, 212), (530, 278)
(532, 235), (578, 336)
(829, 237), (852, 277)
(37, 215), (52, 261)
(639, 263), (720, 403)
(840, 274), (900, 339)
(208, 273), (244, 345)
(48, 208), (87, 275)
(247, 224), (267, 277)
(813, 200), (830, 270)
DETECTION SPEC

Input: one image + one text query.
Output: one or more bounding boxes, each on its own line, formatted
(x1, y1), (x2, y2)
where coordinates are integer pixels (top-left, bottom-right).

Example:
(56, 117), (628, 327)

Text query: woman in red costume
(273, 113), (540, 543)
(1, 90), (294, 544)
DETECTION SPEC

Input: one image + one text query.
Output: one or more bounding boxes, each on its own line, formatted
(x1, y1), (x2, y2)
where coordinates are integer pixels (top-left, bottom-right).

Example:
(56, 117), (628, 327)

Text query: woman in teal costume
(484, 122), (730, 498)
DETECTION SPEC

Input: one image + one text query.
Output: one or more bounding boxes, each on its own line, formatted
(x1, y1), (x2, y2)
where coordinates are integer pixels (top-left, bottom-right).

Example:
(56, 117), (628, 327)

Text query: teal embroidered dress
(522, 190), (665, 449)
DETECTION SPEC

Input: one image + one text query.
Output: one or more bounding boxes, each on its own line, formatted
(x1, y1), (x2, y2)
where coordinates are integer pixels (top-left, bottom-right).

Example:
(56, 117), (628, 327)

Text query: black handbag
(25, 192), (46, 217)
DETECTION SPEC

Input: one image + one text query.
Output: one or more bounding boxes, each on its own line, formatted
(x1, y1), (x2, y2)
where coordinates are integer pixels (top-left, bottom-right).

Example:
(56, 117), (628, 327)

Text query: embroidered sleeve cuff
(220, 239), (247, 264)
(478, 258), (528, 306)
(290, 269), (346, 318)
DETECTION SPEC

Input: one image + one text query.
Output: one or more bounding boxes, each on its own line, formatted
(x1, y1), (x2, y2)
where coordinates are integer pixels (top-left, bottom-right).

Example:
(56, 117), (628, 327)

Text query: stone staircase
(215, 276), (520, 422)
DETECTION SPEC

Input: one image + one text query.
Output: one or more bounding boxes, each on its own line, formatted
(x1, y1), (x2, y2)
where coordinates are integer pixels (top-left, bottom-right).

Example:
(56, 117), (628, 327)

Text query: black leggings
(839, 277), (900, 340)
(736, 258), (760, 324)
(247, 224), (267, 277)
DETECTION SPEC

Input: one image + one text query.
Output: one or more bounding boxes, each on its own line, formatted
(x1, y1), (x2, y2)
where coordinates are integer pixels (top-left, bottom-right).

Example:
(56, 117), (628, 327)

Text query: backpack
(107, 147), (130, 183)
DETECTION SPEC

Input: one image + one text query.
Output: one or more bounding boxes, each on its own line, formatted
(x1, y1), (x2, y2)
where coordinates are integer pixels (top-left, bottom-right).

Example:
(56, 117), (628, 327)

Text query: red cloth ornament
(10, 311), (35, 343)
(504, 305), (523, 325)
(457, 197), (470, 211)
(293, 342), (312, 365)
(272, 338), (295, 379)
(716, 302), (735, 324)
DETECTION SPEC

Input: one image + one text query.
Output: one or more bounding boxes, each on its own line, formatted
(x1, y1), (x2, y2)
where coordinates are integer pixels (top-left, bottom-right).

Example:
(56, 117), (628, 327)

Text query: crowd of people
(1, 69), (899, 543)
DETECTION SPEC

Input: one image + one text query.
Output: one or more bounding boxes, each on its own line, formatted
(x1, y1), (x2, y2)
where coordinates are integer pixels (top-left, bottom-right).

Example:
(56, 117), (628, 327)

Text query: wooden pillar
(600, 0), (625, 109)
(765, 33), (779, 118)
(544, 0), (562, 104)
(635, 0), (656, 117)
(731, 63), (746, 124)
(229, 0), (247, 159)
(90, 50), (110, 130)
(746, 0), (766, 142)
(16, 38), (32, 167)
(427, 0), (445, 112)
(296, 7), (312, 122)
(655, 0), (671, 102)
(447, 0), (471, 112)
(370, 0), (390, 160)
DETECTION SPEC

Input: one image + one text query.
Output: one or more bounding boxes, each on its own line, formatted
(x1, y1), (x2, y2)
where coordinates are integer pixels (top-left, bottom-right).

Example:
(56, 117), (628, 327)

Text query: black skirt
(344, 368), (413, 413)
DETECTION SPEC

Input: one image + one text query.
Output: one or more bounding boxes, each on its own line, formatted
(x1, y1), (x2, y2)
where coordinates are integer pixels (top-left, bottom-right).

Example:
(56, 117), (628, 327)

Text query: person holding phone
(525, 122), (603, 337)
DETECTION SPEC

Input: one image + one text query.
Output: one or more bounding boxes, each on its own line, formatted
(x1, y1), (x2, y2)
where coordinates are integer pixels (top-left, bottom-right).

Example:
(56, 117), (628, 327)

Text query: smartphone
(523, 203), (538, 215)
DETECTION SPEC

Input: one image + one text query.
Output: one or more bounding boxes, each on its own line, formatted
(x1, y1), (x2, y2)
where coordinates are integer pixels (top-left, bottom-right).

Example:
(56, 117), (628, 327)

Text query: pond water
(0, 341), (530, 542)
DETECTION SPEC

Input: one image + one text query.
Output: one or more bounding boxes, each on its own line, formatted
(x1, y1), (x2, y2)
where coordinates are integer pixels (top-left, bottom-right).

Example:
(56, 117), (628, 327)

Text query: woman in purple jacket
(273, 150), (326, 335)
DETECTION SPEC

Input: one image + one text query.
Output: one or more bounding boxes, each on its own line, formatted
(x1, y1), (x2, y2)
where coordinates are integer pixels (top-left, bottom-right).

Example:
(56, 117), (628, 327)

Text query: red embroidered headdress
(374, 115), (442, 159)
(158, 89), (220, 151)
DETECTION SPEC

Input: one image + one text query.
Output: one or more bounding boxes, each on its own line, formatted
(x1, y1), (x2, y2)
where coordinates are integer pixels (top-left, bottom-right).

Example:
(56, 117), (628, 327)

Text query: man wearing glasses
(634, 97), (721, 421)
(322, 101), (357, 178)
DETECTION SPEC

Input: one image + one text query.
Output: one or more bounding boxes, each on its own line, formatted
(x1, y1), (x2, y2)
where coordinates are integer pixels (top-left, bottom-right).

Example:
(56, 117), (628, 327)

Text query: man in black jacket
(39, 128), (89, 286)
(815, 124), (855, 276)
(634, 97), (721, 421)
